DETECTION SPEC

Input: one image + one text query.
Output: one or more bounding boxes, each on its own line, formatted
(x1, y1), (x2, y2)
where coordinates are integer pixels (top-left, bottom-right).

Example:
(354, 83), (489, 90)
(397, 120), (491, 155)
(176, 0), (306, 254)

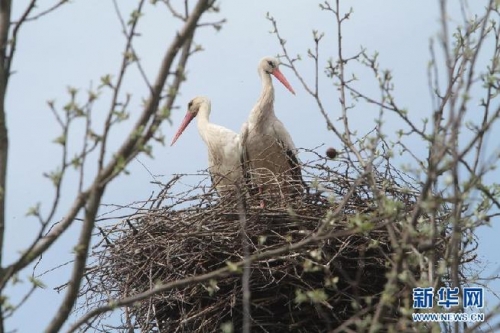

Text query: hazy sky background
(4, 0), (499, 331)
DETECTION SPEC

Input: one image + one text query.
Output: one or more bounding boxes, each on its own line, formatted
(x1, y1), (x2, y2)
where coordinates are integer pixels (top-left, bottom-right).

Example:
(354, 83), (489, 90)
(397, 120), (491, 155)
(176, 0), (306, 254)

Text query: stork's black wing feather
(274, 135), (308, 194)
(285, 147), (308, 193)
(210, 171), (216, 189)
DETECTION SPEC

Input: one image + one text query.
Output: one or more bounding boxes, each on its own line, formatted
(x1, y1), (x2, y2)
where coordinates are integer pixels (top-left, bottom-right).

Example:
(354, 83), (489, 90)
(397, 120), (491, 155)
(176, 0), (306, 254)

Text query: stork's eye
(188, 101), (193, 108)
(267, 60), (275, 68)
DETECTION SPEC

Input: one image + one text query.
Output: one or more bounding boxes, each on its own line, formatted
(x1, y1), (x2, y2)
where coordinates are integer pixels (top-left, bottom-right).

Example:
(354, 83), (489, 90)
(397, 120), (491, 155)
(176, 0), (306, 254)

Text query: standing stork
(242, 56), (305, 201)
(171, 96), (243, 195)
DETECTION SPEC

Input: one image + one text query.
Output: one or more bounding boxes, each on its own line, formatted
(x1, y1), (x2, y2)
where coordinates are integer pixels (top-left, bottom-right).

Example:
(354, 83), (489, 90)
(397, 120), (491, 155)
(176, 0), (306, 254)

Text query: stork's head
(259, 56), (295, 95)
(170, 96), (210, 146)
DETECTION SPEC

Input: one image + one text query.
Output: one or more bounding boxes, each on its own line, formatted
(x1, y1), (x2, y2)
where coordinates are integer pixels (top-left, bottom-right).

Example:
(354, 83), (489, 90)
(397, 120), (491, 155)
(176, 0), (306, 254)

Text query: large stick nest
(81, 153), (449, 332)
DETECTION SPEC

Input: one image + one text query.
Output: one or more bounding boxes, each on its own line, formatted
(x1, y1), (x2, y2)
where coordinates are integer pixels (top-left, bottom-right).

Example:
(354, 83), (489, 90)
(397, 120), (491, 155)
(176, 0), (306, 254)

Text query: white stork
(171, 96), (243, 195)
(241, 56), (305, 200)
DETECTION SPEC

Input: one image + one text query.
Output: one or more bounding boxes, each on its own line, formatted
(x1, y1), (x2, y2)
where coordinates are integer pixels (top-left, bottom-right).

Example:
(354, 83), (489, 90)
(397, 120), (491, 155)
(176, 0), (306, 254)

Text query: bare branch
(45, 186), (105, 333)
(0, 1), (12, 330)
(0, 0), (214, 296)
(6, 0), (38, 81)
(99, 0), (147, 171)
(11, 0), (68, 24)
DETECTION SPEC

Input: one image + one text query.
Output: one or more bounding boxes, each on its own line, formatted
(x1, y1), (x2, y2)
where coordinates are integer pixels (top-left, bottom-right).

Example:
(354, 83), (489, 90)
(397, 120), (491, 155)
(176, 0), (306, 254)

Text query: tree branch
(0, 1), (12, 331)
(45, 185), (105, 333)
(0, 0), (214, 288)
(98, 0), (211, 185)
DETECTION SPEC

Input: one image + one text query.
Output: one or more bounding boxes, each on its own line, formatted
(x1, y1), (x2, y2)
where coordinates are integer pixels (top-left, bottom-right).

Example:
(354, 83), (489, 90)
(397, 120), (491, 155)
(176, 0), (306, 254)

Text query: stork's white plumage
(242, 57), (305, 198)
(171, 96), (243, 194)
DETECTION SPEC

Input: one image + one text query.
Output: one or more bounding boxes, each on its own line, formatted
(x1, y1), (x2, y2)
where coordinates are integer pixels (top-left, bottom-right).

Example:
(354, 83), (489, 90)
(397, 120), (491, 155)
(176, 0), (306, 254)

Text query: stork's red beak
(170, 112), (195, 146)
(272, 68), (295, 95)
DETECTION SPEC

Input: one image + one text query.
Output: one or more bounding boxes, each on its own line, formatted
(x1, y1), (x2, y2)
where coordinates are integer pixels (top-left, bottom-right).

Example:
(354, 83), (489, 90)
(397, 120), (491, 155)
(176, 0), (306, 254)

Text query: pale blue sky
(4, 0), (499, 331)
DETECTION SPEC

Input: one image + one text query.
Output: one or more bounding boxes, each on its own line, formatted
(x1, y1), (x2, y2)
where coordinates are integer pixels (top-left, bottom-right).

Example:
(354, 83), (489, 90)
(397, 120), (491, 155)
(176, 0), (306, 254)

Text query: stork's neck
(196, 102), (211, 143)
(248, 71), (276, 127)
